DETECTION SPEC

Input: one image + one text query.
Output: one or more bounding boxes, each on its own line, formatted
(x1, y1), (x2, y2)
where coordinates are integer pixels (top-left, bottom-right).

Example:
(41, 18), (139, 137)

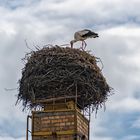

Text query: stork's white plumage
(70, 29), (99, 50)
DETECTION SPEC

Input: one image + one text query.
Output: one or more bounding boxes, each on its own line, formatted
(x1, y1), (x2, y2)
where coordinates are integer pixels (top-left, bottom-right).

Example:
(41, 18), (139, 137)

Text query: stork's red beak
(70, 41), (73, 48)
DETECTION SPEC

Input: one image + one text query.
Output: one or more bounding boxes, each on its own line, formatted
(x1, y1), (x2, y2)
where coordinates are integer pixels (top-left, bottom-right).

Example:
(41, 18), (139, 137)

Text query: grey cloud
(0, 118), (25, 138)
(91, 110), (140, 140)
(2, 0), (140, 31)
(0, 0), (140, 140)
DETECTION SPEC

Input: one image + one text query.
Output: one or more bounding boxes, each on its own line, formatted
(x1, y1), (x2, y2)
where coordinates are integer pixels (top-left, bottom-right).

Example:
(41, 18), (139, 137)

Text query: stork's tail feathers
(94, 33), (99, 38)
(90, 33), (99, 38)
(82, 31), (99, 38)
(90, 31), (99, 38)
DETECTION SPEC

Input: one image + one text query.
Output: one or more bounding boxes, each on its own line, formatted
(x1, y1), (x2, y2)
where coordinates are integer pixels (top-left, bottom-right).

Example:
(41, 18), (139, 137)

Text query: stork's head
(70, 39), (77, 48)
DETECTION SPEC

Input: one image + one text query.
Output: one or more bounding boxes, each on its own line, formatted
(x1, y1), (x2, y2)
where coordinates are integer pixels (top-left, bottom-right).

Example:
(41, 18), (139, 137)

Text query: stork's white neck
(70, 39), (77, 44)
(70, 39), (77, 48)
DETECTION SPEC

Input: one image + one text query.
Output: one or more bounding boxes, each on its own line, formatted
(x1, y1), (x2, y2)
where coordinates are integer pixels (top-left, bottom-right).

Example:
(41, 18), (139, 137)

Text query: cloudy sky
(0, 0), (140, 140)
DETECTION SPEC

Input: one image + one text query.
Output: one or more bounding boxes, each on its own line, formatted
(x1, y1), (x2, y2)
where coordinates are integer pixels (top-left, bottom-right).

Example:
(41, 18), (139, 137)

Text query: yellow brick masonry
(32, 102), (89, 140)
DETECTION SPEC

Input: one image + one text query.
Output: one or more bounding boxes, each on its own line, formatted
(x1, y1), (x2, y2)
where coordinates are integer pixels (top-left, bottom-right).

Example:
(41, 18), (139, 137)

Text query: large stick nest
(17, 46), (111, 111)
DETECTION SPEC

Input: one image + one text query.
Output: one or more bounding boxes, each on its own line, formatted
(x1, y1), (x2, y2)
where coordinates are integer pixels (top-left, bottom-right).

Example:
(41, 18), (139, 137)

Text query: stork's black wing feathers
(82, 30), (99, 38)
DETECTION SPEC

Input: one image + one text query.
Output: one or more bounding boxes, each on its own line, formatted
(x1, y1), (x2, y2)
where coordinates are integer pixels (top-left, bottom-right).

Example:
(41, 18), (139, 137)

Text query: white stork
(70, 29), (99, 50)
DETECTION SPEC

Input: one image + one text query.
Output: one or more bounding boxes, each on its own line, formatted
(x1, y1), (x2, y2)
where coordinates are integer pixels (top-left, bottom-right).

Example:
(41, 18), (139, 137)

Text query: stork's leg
(80, 41), (83, 50)
(80, 41), (86, 51)
(80, 41), (84, 51)
(82, 41), (84, 50)
(83, 41), (87, 50)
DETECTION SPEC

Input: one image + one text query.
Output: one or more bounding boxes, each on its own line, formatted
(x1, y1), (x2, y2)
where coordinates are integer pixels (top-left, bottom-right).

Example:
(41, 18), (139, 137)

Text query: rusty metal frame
(32, 95), (80, 104)
(26, 115), (32, 140)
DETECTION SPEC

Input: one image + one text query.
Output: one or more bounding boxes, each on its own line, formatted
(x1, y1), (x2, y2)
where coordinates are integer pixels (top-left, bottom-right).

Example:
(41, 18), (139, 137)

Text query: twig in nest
(24, 39), (34, 51)
(95, 57), (104, 70)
